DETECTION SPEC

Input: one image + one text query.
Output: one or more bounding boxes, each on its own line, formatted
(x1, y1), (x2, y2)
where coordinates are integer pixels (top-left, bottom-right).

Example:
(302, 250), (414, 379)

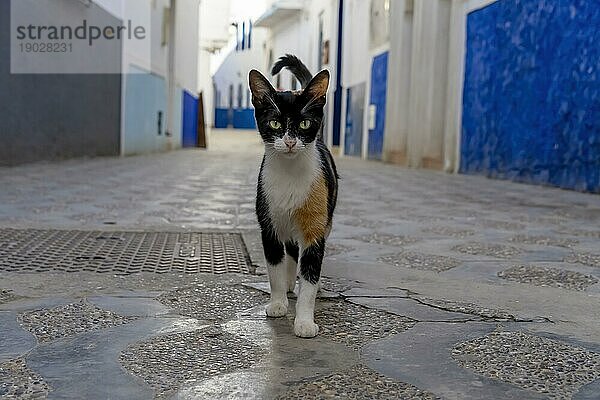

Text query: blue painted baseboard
(233, 109), (256, 129)
(215, 108), (229, 128)
(214, 108), (256, 129)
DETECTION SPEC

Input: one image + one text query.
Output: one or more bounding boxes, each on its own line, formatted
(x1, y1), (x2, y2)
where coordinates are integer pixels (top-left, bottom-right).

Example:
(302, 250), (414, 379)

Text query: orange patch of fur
(293, 174), (329, 246)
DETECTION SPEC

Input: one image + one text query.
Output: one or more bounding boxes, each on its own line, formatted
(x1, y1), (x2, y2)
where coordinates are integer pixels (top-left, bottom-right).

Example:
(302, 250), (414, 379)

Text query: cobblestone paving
(320, 277), (359, 293)
(498, 265), (599, 291)
(353, 233), (420, 247)
(509, 235), (578, 248)
(341, 218), (387, 229)
(157, 281), (267, 321)
(452, 242), (522, 259)
(313, 300), (415, 350)
(276, 364), (438, 400)
(476, 219), (526, 231)
(0, 132), (599, 399)
(0, 358), (50, 399)
(420, 226), (475, 238)
(412, 297), (518, 321)
(324, 242), (355, 258)
(120, 328), (265, 397)
(0, 289), (18, 305)
(452, 331), (600, 399)
(564, 251), (600, 268)
(554, 228), (600, 239)
(378, 251), (461, 272)
(18, 300), (136, 343)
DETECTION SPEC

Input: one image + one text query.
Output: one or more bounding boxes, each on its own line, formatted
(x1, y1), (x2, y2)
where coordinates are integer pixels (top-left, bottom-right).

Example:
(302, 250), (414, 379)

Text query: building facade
(236, 0), (599, 193)
(212, 25), (267, 130)
(0, 0), (212, 165)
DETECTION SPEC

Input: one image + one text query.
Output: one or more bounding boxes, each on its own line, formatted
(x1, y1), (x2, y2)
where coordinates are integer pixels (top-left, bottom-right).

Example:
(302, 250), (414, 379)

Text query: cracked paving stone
(509, 235), (578, 248)
(421, 226), (475, 238)
(320, 277), (358, 293)
(452, 242), (522, 259)
(412, 297), (517, 321)
(498, 265), (598, 291)
(353, 233), (420, 247)
(378, 251), (461, 273)
(564, 252), (600, 268)
(452, 331), (600, 400)
(325, 243), (354, 258)
(0, 358), (50, 399)
(120, 328), (264, 397)
(17, 300), (136, 343)
(311, 300), (415, 350)
(157, 282), (267, 321)
(276, 364), (438, 400)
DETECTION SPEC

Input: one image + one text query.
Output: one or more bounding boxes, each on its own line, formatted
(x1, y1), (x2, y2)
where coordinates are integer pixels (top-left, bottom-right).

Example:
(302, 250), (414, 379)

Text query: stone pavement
(1, 129), (599, 399)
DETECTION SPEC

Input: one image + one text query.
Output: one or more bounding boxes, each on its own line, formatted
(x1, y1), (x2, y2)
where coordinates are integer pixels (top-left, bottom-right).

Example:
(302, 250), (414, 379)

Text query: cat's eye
(299, 120), (311, 129)
(269, 120), (282, 129)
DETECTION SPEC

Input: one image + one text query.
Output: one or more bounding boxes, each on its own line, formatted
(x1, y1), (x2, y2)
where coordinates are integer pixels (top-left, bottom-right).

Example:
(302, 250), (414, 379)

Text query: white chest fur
(261, 143), (320, 242)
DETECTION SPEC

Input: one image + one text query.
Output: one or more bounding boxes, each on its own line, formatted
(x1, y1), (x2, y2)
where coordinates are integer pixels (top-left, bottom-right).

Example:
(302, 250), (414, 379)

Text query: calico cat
(248, 55), (338, 338)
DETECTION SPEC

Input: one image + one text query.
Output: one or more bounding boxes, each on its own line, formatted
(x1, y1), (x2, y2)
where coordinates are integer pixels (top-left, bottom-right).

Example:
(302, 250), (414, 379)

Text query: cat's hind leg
(284, 241), (299, 293)
(262, 230), (288, 318)
(294, 239), (325, 338)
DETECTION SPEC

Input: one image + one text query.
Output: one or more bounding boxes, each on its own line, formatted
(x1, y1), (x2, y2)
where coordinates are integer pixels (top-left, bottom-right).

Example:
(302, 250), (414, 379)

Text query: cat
(248, 54), (338, 338)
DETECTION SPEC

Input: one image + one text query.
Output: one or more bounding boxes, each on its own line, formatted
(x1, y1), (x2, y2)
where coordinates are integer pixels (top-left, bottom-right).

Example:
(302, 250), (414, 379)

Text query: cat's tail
(271, 54), (312, 89)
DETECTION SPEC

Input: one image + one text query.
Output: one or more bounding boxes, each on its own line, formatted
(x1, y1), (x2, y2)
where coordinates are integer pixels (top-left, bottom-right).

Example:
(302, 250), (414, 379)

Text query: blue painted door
(182, 91), (198, 147)
(368, 51), (388, 160)
(461, 0), (600, 193)
(344, 83), (365, 156)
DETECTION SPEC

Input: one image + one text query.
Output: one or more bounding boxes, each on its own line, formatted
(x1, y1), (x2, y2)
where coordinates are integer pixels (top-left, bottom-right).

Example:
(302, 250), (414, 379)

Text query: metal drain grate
(0, 229), (252, 274)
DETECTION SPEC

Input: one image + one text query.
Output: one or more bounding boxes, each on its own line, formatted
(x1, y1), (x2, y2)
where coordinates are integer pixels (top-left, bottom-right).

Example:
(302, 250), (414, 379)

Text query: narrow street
(1, 130), (599, 399)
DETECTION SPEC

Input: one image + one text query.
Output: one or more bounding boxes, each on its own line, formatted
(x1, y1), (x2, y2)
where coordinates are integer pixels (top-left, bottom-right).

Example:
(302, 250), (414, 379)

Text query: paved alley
(1, 130), (599, 399)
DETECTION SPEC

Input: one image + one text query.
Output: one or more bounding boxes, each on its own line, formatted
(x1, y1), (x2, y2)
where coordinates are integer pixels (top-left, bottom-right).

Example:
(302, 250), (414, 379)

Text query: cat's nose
(284, 136), (297, 149)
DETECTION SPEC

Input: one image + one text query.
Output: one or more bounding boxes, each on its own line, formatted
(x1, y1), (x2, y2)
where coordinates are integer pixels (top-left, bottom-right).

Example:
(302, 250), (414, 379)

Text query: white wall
(212, 28), (268, 108)
(174, 0), (200, 94)
(260, 0), (338, 145)
(197, 0), (233, 132)
(381, 0), (500, 171)
(94, 0), (166, 75)
(341, 0), (369, 88)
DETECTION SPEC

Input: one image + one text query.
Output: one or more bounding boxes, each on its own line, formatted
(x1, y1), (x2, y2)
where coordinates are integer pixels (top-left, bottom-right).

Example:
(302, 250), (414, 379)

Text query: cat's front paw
(266, 302), (288, 318)
(294, 319), (319, 338)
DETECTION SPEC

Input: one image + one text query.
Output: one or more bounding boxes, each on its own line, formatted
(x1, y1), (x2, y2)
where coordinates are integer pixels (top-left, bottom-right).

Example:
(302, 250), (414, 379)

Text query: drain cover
(0, 229), (252, 274)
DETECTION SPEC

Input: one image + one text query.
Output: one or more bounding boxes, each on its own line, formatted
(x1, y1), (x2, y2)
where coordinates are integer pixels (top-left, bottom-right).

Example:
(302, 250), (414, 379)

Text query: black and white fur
(249, 55), (338, 338)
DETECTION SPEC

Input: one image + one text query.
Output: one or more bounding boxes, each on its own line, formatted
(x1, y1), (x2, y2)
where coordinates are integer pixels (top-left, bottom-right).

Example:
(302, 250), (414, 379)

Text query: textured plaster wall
(461, 0), (600, 193)
(0, 0), (121, 166)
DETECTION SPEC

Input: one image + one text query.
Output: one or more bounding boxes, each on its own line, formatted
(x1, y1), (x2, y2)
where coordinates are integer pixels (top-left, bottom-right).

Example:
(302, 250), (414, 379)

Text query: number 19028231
(19, 42), (73, 53)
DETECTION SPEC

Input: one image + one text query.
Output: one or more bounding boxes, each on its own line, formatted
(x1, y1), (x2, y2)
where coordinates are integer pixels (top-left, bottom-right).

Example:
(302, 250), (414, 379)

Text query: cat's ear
(303, 70), (330, 100)
(249, 69), (276, 107)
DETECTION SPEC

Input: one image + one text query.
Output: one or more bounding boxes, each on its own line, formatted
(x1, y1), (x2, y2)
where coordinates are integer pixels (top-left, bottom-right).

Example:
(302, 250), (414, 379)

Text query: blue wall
(233, 109), (256, 129)
(182, 91), (198, 147)
(215, 108), (229, 128)
(368, 51), (388, 160)
(214, 107), (256, 129)
(461, 0), (600, 193)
